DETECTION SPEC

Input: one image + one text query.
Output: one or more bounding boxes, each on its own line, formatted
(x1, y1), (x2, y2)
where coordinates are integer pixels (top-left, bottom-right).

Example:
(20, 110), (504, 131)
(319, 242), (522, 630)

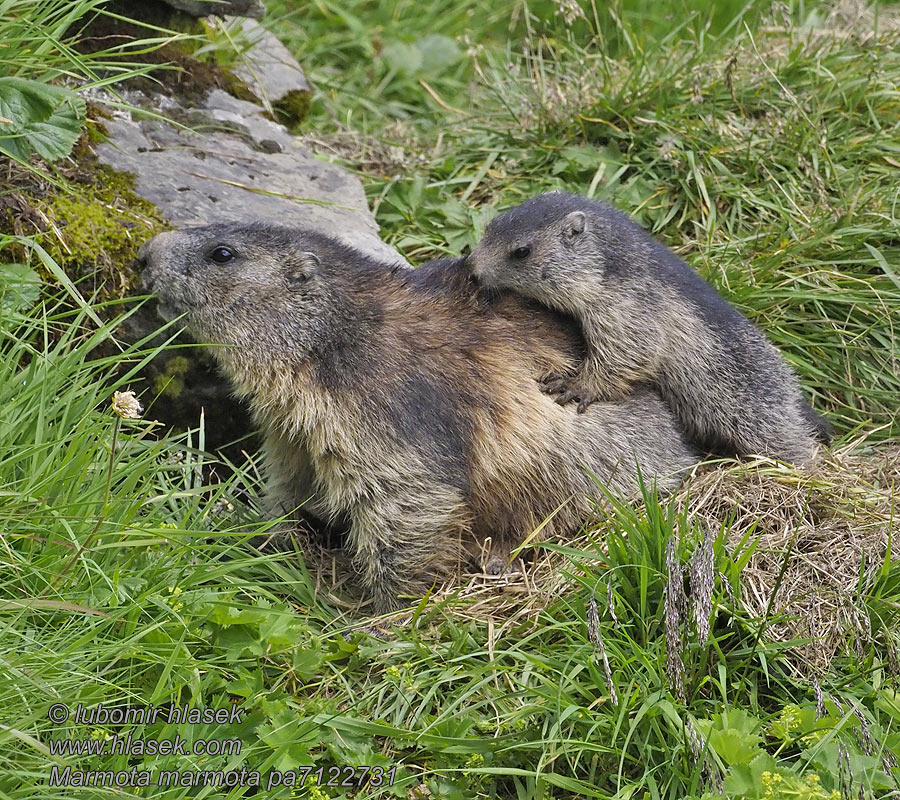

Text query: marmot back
(468, 191), (831, 464)
(139, 223), (697, 610)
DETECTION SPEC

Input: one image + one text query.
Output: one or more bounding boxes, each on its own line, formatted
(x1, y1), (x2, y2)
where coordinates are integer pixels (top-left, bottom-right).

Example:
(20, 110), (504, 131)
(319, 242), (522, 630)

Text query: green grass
(2, 0), (900, 798)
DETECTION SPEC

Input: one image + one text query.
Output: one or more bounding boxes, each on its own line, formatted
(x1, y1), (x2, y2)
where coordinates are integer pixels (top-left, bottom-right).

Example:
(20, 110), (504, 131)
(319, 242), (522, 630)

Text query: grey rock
(230, 18), (311, 121)
(160, 0), (264, 18)
(94, 90), (406, 266)
(199, 89), (297, 150)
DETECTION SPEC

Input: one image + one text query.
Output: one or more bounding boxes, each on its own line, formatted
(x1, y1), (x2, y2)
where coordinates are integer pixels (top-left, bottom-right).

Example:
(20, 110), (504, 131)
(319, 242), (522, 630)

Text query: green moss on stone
(153, 355), (192, 399)
(274, 88), (312, 128)
(35, 163), (168, 300)
(74, 1), (259, 106)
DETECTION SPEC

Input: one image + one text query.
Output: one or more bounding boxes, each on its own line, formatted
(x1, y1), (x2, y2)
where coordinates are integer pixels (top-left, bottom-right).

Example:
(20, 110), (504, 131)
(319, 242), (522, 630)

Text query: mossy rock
(0, 124), (168, 302)
(0, 1), (313, 462)
(71, 0), (260, 107)
(273, 89), (312, 128)
(36, 171), (166, 298)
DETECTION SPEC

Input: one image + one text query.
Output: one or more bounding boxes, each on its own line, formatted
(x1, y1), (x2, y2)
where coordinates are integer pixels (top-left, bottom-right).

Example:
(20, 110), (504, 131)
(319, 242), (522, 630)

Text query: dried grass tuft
(679, 441), (899, 674)
(304, 441), (898, 669)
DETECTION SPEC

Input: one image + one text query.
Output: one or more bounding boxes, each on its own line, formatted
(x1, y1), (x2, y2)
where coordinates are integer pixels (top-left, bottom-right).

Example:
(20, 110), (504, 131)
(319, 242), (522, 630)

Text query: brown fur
(139, 224), (698, 610)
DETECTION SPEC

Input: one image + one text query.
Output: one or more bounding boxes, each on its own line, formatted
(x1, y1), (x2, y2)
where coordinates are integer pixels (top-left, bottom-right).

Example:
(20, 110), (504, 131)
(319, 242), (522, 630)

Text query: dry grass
(322, 440), (900, 671)
(301, 126), (431, 179)
(682, 441), (899, 674)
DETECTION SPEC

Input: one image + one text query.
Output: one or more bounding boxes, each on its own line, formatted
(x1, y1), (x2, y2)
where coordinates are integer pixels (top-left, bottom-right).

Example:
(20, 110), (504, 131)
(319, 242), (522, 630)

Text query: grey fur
(139, 223), (699, 610)
(468, 191), (831, 464)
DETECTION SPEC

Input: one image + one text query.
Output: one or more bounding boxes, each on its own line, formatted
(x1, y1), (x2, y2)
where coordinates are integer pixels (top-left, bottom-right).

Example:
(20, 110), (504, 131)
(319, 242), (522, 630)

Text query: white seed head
(554, 0), (584, 25)
(111, 390), (143, 419)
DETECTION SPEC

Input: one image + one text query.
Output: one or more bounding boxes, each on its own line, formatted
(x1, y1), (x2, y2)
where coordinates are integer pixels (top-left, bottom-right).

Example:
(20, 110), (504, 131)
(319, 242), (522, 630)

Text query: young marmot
(467, 191), (831, 464)
(139, 223), (698, 611)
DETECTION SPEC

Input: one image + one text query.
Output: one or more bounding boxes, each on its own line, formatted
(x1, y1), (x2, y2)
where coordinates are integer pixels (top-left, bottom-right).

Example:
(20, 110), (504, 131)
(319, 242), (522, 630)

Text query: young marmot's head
(138, 222), (368, 356)
(467, 191), (606, 307)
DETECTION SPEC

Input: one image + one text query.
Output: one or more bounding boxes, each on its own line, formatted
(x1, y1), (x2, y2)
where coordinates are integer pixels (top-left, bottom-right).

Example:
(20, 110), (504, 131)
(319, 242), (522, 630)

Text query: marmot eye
(511, 246), (531, 260)
(209, 246), (235, 264)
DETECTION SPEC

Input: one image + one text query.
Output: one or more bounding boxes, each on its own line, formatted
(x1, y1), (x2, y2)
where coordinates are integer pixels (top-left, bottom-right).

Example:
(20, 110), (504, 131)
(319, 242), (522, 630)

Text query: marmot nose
(134, 239), (153, 273)
(134, 240), (156, 291)
(462, 254), (481, 283)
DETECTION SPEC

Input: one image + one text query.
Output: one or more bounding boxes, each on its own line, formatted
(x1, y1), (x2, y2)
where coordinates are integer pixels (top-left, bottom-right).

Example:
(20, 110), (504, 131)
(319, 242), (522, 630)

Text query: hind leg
(348, 487), (468, 612)
(696, 391), (822, 465)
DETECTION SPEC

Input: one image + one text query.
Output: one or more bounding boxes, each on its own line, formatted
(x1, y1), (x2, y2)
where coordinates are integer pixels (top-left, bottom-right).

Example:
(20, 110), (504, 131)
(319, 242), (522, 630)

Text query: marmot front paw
(538, 372), (575, 397)
(555, 385), (601, 414)
(538, 374), (599, 413)
(539, 373), (628, 412)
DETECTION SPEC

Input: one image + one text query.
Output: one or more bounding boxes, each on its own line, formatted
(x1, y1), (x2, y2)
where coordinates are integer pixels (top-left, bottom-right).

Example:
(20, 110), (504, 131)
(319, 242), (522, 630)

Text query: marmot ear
(563, 211), (587, 241)
(286, 251), (320, 286)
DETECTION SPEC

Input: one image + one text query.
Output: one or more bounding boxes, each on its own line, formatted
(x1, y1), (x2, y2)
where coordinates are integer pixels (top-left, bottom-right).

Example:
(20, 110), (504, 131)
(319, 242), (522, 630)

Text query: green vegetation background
(1, 0), (899, 798)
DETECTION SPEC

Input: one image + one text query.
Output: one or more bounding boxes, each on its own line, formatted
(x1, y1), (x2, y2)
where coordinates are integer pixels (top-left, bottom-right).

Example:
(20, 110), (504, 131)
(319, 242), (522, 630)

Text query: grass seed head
(606, 581), (619, 627)
(111, 390), (142, 419)
(664, 537), (687, 701)
(587, 596), (618, 703)
(813, 678), (825, 719)
(689, 528), (715, 647)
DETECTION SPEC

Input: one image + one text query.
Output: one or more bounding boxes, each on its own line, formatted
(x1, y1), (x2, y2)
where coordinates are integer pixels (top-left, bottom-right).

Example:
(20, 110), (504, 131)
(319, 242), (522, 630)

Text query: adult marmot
(468, 191), (830, 464)
(139, 223), (697, 610)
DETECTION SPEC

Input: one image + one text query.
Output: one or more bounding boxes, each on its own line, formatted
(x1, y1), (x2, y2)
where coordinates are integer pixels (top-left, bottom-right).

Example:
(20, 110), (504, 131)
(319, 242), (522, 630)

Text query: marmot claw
(538, 373), (572, 396)
(553, 386), (599, 413)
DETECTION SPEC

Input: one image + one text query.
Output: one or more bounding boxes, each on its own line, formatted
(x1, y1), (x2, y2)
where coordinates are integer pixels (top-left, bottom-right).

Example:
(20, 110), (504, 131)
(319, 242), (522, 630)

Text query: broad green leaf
(382, 40), (423, 75)
(258, 612), (307, 647)
(721, 753), (777, 799)
(291, 647), (324, 680)
(257, 710), (316, 771)
(0, 76), (85, 162)
(718, 708), (763, 736)
(708, 727), (763, 766)
(215, 625), (266, 661)
(0, 263), (41, 315)
(226, 668), (265, 698)
(382, 35), (460, 77)
(206, 599), (271, 626)
(876, 687), (900, 721)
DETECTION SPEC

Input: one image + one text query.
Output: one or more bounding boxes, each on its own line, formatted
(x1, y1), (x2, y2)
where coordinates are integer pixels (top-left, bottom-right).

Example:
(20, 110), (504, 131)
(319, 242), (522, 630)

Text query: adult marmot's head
(138, 222), (379, 356)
